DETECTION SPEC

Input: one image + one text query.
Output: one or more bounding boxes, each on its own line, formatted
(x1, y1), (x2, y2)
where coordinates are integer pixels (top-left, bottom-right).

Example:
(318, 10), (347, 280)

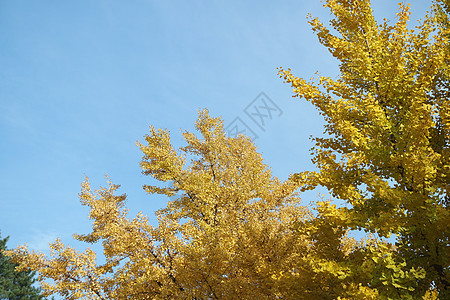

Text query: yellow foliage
(280, 0), (449, 297)
(4, 0), (450, 298)
(5, 110), (370, 299)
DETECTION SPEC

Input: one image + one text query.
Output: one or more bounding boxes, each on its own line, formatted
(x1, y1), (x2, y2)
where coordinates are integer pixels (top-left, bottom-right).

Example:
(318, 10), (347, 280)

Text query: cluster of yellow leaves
(4, 110), (380, 299)
(280, 0), (449, 297)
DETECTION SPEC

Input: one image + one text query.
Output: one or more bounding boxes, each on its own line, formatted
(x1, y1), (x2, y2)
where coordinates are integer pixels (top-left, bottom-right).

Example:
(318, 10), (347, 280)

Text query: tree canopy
(4, 0), (449, 299)
(279, 0), (449, 296)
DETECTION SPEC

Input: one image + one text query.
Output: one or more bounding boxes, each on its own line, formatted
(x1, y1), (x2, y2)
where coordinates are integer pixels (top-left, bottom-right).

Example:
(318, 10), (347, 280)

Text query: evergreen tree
(0, 234), (44, 300)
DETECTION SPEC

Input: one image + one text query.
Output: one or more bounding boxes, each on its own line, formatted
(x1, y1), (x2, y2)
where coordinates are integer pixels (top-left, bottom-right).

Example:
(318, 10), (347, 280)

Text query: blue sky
(1, 0), (431, 258)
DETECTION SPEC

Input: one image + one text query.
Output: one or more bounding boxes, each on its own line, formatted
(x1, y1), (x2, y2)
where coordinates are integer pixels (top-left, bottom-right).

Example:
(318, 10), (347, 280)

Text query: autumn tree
(280, 0), (449, 297)
(4, 109), (395, 299)
(0, 111), (340, 298)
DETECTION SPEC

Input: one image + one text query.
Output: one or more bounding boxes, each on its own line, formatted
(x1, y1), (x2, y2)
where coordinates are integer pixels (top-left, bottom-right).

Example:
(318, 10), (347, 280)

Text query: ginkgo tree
(5, 110), (384, 299)
(280, 0), (449, 297)
(3, 0), (449, 299)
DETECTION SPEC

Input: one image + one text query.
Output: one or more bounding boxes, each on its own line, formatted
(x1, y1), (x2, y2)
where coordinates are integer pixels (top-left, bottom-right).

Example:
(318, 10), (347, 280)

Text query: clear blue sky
(1, 0), (431, 257)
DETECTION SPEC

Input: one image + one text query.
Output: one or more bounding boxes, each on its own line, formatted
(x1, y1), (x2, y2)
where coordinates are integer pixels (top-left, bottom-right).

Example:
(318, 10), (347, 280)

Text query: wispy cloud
(28, 229), (59, 252)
